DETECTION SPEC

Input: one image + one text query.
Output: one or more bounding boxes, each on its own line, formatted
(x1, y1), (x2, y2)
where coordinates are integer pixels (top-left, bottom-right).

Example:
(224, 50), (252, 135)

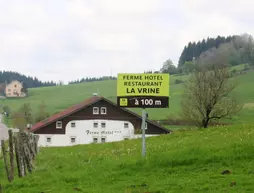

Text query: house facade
(30, 96), (171, 147)
(5, 80), (27, 98)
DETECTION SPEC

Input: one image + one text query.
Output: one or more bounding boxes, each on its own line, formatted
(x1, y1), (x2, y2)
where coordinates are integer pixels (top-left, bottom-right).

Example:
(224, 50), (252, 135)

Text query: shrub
(175, 79), (184, 84)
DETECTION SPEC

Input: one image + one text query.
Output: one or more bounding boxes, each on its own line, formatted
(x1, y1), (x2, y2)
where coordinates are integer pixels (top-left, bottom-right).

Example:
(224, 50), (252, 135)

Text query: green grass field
(1, 64), (254, 192)
(1, 123), (254, 192)
(1, 64), (254, 124)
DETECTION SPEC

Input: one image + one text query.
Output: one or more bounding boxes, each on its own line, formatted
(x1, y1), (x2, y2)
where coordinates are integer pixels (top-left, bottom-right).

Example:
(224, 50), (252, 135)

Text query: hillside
(178, 35), (236, 66)
(0, 71), (57, 88)
(1, 124), (254, 192)
(1, 64), (254, 125)
(0, 73), (188, 120)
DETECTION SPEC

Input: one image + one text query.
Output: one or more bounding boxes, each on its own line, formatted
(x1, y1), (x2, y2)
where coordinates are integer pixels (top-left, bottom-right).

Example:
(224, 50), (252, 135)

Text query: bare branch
(181, 65), (241, 128)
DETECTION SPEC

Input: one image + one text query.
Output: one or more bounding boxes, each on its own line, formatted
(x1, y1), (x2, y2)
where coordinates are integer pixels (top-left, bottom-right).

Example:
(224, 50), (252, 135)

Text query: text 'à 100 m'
(135, 99), (162, 106)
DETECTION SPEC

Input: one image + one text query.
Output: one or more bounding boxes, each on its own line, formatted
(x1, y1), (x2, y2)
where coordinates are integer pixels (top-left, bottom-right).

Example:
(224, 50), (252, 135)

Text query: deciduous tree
(11, 111), (27, 131)
(160, 59), (178, 74)
(35, 101), (49, 122)
(181, 65), (242, 128)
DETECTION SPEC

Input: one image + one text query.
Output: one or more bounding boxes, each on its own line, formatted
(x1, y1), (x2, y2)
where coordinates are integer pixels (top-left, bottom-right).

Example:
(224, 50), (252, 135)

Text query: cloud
(96, 0), (160, 14)
(0, 0), (254, 83)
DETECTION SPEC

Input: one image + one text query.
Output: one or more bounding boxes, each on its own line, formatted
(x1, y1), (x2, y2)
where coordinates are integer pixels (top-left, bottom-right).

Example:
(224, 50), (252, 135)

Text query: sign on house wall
(117, 73), (169, 108)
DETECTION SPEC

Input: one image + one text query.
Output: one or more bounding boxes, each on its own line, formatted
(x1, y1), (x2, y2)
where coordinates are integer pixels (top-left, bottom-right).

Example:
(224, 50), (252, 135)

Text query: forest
(0, 71), (57, 88)
(160, 33), (254, 74)
(68, 76), (117, 84)
(178, 35), (237, 66)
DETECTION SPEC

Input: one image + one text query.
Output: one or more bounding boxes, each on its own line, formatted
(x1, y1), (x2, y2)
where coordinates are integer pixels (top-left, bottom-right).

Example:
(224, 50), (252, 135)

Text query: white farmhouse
(30, 96), (171, 147)
(5, 80), (27, 98)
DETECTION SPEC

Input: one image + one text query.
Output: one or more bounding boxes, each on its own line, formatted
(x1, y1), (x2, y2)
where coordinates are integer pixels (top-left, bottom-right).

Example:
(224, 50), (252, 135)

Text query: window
(71, 122), (76, 128)
(46, 137), (51, 143)
(93, 122), (98, 128)
(70, 137), (76, 143)
(101, 107), (107, 114)
(124, 122), (129, 128)
(14, 84), (17, 88)
(56, 121), (62, 129)
(8, 89), (11, 92)
(101, 137), (106, 143)
(101, 122), (106, 128)
(93, 107), (99, 114)
(93, 137), (98, 143)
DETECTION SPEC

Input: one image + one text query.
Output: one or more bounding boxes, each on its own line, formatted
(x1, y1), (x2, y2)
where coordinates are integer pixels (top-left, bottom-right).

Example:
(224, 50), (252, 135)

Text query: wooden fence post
(18, 132), (26, 176)
(8, 130), (14, 181)
(22, 157), (27, 176)
(1, 140), (11, 182)
(32, 135), (38, 157)
(28, 134), (36, 160)
(34, 135), (40, 154)
(13, 135), (22, 177)
(21, 132), (33, 173)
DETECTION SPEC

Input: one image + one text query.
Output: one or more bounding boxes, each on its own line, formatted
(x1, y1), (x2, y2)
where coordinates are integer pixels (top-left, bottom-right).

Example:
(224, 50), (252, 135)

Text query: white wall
(38, 119), (154, 147)
(5, 81), (26, 97)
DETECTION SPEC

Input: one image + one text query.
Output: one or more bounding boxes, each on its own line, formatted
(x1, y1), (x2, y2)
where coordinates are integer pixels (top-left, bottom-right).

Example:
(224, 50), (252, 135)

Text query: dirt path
(0, 114), (8, 141)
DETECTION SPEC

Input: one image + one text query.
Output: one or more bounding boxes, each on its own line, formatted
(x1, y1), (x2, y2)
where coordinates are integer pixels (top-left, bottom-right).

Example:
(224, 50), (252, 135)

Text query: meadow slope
(1, 124), (254, 192)
(1, 65), (254, 124)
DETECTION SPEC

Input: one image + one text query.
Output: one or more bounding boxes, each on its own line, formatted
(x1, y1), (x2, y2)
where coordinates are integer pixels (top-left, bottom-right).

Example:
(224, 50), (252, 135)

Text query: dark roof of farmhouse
(30, 96), (171, 133)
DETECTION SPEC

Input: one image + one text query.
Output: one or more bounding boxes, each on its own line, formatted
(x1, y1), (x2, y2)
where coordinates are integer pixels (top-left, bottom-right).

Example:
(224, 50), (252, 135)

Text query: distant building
(30, 96), (171, 147)
(5, 80), (27, 98)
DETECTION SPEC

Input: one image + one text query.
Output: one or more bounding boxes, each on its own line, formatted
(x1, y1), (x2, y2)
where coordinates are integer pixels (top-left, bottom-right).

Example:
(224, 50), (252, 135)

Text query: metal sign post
(141, 108), (147, 157)
(116, 73), (170, 158)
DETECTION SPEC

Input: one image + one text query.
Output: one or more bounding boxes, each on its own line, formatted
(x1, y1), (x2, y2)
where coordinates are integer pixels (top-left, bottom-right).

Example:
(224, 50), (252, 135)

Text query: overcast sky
(0, 0), (254, 83)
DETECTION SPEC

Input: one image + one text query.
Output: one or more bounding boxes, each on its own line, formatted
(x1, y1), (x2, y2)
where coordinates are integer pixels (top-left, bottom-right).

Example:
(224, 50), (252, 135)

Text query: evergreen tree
(178, 35), (238, 67)
(0, 71), (57, 88)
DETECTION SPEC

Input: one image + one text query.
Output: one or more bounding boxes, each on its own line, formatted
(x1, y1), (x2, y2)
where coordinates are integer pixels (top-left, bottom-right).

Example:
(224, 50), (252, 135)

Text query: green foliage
(178, 34), (254, 70)
(21, 87), (28, 94)
(179, 61), (196, 73)
(69, 76), (117, 85)
(228, 51), (242, 66)
(0, 71), (57, 88)
(181, 66), (242, 128)
(178, 35), (236, 67)
(19, 103), (33, 123)
(10, 102), (33, 130)
(2, 105), (11, 115)
(11, 111), (27, 131)
(197, 35), (254, 70)
(175, 79), (184, 84)
(231, 69), (237, 74)
(0, 83), (5, 96)
(9, 101), (50, 129)
(160, 59), (179, 74)
(35, 101), (50, 122)
(1, 124), (254, 192)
